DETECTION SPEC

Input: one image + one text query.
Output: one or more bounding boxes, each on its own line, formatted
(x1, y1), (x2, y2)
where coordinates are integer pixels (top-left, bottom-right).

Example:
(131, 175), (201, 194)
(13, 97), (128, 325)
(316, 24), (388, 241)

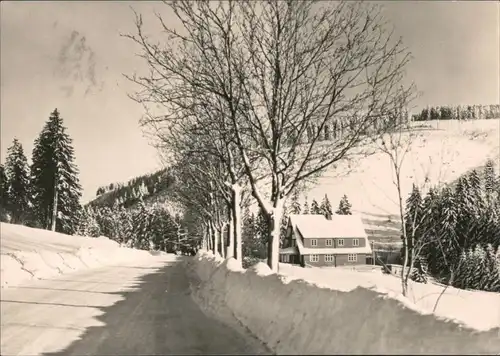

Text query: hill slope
(305, 119), (499, 244)
(88, 168), (175, 209)
(89, 119), (499, 246)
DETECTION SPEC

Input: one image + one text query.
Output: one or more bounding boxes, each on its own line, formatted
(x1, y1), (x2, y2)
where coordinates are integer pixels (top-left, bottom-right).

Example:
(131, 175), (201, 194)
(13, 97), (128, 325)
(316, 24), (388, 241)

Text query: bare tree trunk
(207, 222), (213, 251)
(395, 171), (409, 297)
(226, 204), (235, 259)
(220, 224), (226, 259)
(267, 199), (284, 272)
(233, 183), (242, 263)
(209, 220), (216, 254)
(212, 221), (219, 256)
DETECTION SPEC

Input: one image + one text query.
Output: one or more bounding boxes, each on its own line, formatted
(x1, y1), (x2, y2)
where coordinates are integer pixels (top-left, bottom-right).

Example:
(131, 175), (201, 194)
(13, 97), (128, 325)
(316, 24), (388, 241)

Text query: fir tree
(454, 250), (470, 289)
(242, 208), (256, 257)
(418, 187), (440, 276)
(421, 174), (500, 291)
(5, 139), (31, 223)
(336, 194), (352, 215)
(0, 165), (10, 222)
(420, 108), (429, 121)
(493, 246), (500, 292)
(148, 205), (176, 251)
(470, 245), (487, 290)
(436, 187), (459, 274)
(467, 169), (484, 213)
(319, 194), (333, 219)
(482, 244), (499, 291)
(94, 206), (117, 239)
(31, 109), (82, 234)
(76, 206), (101, 237)
(410, 257), (428, 283)
(117, 206), (134, 244)
(290, 190), (301, 214)
(454, 175), (474, 247)
(130, 200), (151, 249)
(429, 107), (440, 121)
(310, 199), (320, 215)
(303, 196), (309, 214)
(483, 159), (497, 198)
(255, 207), (269, 251)
(404, 184), (423, 264)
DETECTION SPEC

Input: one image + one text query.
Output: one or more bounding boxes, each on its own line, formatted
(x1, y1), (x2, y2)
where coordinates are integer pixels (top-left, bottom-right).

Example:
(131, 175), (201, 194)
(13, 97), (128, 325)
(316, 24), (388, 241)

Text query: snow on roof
(289, 213), (368, 239)
(288, 214), (336, 238)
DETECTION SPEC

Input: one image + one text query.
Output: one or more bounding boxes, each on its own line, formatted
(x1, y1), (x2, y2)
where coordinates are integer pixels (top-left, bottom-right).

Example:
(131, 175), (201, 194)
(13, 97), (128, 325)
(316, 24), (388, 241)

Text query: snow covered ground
(0, 222), (167, 288)
(190, 251), (500, 354)
(307, 119), (500, 244)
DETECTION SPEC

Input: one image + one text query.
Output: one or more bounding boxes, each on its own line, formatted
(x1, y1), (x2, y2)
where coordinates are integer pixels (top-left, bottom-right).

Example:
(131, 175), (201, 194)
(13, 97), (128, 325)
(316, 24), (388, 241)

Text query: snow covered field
(307, 119), (500, 244)
(0, 222), (169, 288)
(190, 251), (500, 354)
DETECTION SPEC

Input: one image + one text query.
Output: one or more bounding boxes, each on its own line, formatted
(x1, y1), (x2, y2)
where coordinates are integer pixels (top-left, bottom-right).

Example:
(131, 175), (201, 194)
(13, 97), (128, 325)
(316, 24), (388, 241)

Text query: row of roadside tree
(124, 0), (415, 271)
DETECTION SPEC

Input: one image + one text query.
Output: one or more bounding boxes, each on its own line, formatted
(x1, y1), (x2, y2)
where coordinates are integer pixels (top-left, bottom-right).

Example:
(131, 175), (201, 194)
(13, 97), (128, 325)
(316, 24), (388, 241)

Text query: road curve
(1, 256), (271, 355)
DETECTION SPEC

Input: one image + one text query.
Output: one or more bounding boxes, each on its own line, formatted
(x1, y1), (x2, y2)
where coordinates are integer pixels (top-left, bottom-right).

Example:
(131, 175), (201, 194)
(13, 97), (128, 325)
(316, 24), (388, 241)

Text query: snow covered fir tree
(320, 194), (333, 218)
(0, 164), (10, 222)
(403, 160), (500, 292)
(30, 109), (82, 234)
(336, 194), (352, 215)
(4, 139), (31, 224)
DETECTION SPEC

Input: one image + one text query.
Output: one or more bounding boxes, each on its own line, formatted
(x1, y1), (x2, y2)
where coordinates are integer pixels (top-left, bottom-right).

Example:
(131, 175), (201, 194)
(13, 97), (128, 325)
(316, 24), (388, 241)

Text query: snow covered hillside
(0, 223), (172, 288)
(307, 119), (500, 244)
(189, 251), (500, 354)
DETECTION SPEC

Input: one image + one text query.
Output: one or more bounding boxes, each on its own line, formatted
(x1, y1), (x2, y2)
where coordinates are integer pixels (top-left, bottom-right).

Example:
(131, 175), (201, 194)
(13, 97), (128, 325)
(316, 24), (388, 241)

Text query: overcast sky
(1, 1), (499, 203)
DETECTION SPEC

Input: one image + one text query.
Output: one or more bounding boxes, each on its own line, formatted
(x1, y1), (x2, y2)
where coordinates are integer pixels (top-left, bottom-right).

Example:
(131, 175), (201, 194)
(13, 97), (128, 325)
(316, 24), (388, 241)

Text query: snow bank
(0, 222), (170, 288)
(190, 251), (500, 354)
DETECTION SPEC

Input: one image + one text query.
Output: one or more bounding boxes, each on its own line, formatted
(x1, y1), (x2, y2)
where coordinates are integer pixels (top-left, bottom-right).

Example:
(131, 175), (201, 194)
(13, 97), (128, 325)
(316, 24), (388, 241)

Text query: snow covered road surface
(1, 256), (271, 356)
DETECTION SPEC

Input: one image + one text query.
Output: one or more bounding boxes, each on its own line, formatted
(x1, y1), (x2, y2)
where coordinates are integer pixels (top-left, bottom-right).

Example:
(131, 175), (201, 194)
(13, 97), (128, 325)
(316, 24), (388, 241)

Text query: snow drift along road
(189, 251), (500, 355)
(0, 222), (162, 288)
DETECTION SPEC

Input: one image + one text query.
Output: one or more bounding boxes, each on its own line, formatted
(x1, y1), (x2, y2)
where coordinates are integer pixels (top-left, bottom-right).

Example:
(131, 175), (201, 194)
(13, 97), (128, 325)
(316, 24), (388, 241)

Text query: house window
(353, 239), (359, 247)
(310, 254), (319, 262)
(282, 255), (290, 263)
(326, 239), (333, 246)
(338, 239), (345, 247)
(311, 239), (318, 247)
(325, 254), (334, 262)
(348, 254), (357, 262)
(291, 239), (296, 247)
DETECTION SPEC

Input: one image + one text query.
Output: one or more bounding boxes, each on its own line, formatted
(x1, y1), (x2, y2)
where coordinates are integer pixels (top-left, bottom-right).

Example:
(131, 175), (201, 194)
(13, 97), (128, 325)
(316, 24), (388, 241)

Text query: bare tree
(374, 104), (414, 296)
(372, 100), (455, 297)
(168, 151), (223, 255)
(158, 101), (253, 261)
(125, 0), (414, 271)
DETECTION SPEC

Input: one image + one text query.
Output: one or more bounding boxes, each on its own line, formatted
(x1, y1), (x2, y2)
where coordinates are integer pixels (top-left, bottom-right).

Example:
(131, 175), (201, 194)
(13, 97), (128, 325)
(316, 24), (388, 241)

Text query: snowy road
(1, 256), (270, 355)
